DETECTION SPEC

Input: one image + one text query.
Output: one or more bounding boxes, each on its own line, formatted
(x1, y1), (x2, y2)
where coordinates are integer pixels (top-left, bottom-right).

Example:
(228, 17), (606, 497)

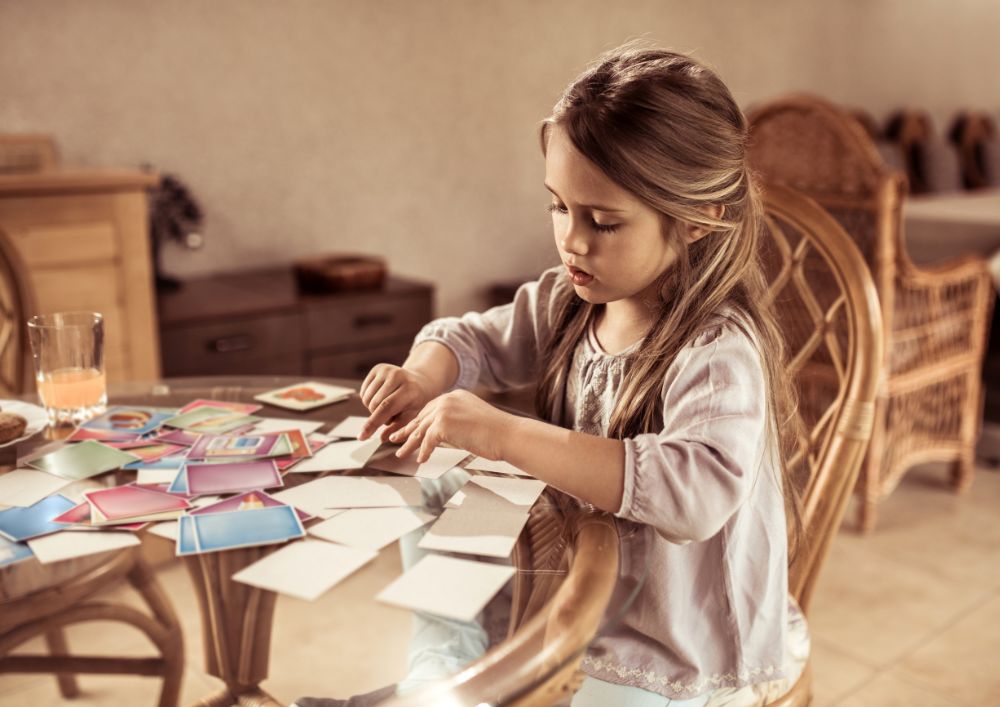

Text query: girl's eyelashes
(547, 203), (620, 234)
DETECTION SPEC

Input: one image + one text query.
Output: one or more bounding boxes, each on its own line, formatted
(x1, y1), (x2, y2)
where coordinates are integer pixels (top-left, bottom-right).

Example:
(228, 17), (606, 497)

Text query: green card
(28, 441), (142, 481)
(162, 406), (261, 434)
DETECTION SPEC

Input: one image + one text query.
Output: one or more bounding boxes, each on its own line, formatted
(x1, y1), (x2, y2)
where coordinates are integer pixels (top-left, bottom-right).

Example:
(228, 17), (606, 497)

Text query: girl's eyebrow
(544, 182), (628, 213)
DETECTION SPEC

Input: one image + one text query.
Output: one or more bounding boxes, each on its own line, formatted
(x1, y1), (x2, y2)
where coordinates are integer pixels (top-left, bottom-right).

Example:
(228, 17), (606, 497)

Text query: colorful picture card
(178, 504), (305, 555)
(0, 536), (33, 568)
(276, 434), (328, 471)
(178, 399), (262, 415)
(51, 501), (149, 531)
(84, 485), (190, 524)
(153, 428), (202, 447)
(28, 441), (141, 481)
(184, 460), (283, 496)
(107, 441), (186, 464)
(190, 490), (311, 521)
(82, 406), (176, 436)
(0, 494), (77, 542)
(162, 406), (261, 434)
(253, 381), (352, 411)
(66, 427), (141, 444)
(187, 433), (290, 461)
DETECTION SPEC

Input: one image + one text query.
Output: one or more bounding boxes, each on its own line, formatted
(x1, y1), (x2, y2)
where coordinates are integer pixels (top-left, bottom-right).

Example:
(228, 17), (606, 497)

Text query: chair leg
(949, 454), (975, 493)
(856, 495), (878, 535)
(43, 628), (80, 698)
(127, 558), (185, 707)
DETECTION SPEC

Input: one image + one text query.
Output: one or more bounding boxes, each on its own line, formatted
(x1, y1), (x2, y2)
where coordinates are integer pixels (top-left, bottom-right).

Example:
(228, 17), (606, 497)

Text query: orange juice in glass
(27, 312), (107, 425)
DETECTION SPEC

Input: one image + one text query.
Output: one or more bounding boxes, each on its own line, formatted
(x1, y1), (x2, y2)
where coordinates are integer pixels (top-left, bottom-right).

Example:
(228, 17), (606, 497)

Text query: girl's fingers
(395, 423), (425, 459)
(361, 388), (405, 439)
(417, 424), (440, 464)
(360, 368), (387, 408)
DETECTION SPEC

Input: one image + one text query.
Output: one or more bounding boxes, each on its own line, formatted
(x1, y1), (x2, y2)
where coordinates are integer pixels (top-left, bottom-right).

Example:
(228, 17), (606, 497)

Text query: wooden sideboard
(157, 268), (434, 379)
(0, 170), (162, 387)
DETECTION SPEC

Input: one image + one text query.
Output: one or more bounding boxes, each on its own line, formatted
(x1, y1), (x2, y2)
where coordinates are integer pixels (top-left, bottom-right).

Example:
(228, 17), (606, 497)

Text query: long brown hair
(536, 43), (802, 547)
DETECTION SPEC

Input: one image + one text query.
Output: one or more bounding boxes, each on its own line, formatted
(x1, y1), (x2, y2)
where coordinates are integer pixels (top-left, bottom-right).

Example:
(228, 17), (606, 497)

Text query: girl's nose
(560, 221), (590, 256)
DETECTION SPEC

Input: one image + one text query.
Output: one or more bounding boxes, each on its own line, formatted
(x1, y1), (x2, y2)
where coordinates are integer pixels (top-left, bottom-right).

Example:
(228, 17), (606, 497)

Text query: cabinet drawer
(161, 313), (303, 376)
(304, 293), (431, 351)
(307, 343), (413, 380)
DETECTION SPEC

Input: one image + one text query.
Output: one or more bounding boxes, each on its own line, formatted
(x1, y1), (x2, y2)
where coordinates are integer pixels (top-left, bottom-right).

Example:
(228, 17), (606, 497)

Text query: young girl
(356, 45), (803, 706)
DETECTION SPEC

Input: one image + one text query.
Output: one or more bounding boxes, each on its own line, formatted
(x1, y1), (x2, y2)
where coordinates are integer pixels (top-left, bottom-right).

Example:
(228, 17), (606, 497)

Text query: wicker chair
(0, 226), (35, 395)
(885, 110), (963, 195)
(948, 111), (1000, 189)
(761, 182), (883, 705)
(748, 94), (994, 533)
(0, 547), (184, 706)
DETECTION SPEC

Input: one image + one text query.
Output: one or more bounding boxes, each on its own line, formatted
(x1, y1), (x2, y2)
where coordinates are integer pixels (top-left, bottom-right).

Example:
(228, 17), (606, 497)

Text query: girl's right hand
(358, 364), (436, 442)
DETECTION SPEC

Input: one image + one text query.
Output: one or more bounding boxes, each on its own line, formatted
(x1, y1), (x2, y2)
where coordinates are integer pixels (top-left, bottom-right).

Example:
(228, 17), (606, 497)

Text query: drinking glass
(27, 311), (107, 425)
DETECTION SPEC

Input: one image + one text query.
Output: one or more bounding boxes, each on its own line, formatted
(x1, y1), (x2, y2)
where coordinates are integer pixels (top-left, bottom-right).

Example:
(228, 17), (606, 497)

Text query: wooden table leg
(184, 546), (279, 705)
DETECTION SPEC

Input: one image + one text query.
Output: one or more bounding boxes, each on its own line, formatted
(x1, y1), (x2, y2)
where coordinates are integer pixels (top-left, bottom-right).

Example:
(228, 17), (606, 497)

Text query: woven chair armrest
(890, 256), (994, 375)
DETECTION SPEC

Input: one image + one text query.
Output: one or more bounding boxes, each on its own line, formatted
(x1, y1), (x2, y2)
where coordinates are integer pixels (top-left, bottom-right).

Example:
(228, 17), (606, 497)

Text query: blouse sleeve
(617, 320), (773, 543)
(412, 266), (568, 393)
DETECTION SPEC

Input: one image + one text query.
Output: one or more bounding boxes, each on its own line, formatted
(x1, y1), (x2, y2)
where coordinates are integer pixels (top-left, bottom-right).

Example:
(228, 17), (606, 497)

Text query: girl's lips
(566, 265), (594, 286)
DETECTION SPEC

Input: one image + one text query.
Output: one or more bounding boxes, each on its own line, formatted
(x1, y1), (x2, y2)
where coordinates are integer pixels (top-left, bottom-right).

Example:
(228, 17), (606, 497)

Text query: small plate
(0, 399), (48, 447)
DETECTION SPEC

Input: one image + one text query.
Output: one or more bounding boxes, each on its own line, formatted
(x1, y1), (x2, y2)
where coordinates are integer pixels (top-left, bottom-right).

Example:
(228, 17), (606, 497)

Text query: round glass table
(8, 376), (648, 706)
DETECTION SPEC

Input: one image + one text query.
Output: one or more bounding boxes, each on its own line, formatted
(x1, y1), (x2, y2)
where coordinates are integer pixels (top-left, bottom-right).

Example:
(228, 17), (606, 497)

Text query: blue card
(0, 495), (77, 542)
(190, 505), (304, 554)
(167, 466), (190, 495)
(0, 536), (34, 567)
(177, 516), (198, 556)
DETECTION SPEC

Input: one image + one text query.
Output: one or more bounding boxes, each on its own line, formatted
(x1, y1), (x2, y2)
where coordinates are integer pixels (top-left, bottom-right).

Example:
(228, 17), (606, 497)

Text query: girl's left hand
(389, 390), (515, 463)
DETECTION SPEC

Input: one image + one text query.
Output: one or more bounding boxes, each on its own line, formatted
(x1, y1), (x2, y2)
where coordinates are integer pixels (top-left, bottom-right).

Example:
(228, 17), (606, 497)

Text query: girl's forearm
(501, 415), (626, 513)
(403, 341), (460, 397)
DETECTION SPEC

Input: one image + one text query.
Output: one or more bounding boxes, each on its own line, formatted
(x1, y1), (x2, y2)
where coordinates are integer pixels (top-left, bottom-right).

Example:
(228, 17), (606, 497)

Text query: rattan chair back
(759, 183), (883, 614)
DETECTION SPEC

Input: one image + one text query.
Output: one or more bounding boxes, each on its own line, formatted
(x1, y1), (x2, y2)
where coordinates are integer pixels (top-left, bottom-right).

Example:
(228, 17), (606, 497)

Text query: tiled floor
(2, 462), (998, 706)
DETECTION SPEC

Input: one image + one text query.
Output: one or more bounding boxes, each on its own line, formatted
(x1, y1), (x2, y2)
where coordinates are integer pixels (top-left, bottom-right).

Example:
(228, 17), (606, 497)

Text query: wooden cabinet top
(158, 267), (433, 328)
(0, 169), (160, 196)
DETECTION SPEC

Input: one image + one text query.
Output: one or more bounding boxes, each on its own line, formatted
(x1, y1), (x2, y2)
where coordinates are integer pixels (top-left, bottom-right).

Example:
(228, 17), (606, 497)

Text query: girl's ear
(685, 204), (725, 243)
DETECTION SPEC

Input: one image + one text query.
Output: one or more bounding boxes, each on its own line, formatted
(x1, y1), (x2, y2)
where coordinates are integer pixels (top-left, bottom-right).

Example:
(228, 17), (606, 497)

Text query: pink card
(190, 490), (312, 521)
(52, 501), (150, 531)
(178, 399), (263, 415)
(187, 433), (287, 461)
(184, 460), (283, 496)
(84, 485), (191, 522)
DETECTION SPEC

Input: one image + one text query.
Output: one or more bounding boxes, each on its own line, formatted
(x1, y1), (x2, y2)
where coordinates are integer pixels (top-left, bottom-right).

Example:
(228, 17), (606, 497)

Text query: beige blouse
(414, 266), (788, 699)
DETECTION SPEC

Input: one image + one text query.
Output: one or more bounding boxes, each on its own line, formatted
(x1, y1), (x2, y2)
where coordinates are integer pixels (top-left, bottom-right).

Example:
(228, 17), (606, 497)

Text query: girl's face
(544, 125), (677, 308)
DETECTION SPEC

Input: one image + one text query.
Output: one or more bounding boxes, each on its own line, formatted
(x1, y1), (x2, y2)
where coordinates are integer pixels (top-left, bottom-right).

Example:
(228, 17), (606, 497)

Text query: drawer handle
(208, 335), (254, 353)
(353, 313), (394, 329)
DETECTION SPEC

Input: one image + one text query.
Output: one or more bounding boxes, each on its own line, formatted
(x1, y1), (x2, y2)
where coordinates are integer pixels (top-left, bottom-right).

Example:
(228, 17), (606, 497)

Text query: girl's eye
(592, 221), (619, 234)
(547, 203), (568, 215)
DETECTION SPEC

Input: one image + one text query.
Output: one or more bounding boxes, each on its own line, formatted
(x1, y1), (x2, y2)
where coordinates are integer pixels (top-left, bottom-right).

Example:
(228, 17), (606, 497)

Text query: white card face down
(368, 447), (469, 480)
(251, 418), (325, 436)
(308, 507), (435, 551)
(326, 416), (369, 439)
(27, 530), (140, 564)
(376, 554), (515, 622)
(231, 538), (377, 601)
(287, 438), (381, 473)
(445, 476), (546, 512)
(0, 468), (72, 507)
(270, 480), (346, 520)
(417, 508), (529, 558)
(316, 476), (427, 509)
(464, 457), (534, 477)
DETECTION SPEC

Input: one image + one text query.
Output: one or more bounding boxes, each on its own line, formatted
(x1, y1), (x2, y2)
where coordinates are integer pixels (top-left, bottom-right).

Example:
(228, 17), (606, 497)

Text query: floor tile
(893, 591), (1000, 704)
(808, 638), (878, 707)
(833, 670), (966, 707)
(807, 533), (992, 667)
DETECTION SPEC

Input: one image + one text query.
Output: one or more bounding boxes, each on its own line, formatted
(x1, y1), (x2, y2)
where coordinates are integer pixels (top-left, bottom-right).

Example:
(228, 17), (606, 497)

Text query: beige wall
(3, 0), (999, 316)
